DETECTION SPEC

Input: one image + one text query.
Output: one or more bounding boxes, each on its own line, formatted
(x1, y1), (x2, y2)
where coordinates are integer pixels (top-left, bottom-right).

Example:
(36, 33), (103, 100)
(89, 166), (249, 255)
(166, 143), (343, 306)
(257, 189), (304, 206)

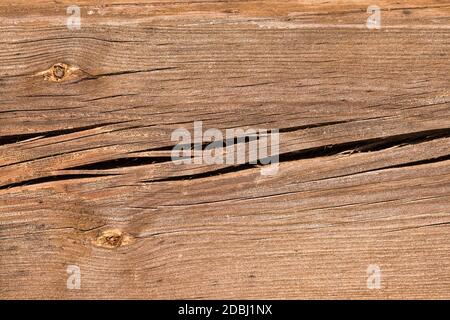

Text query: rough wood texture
(0, 0), (449, 299)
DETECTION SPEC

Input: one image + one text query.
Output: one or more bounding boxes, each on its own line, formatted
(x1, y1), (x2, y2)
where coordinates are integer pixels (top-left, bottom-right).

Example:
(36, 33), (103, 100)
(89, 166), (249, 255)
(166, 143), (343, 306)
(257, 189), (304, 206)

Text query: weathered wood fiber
(0, 0), (449, 299)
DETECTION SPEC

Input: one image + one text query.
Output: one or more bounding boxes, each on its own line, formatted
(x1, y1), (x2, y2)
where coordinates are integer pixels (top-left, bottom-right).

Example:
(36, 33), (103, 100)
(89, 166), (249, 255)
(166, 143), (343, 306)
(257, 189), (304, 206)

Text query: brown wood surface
(0, 0), (449, 299)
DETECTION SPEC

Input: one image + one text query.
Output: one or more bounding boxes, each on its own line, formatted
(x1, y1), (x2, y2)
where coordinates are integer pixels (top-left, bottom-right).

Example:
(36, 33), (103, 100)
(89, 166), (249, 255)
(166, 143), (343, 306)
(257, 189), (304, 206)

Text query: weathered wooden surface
(0, 0), (449, 299)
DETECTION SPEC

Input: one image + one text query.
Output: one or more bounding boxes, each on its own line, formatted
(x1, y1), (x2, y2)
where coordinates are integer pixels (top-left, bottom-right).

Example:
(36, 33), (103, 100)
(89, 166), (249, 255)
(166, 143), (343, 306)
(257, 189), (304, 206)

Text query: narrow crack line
(0, 174), (117, 191)
(37, 224), (107, 233)
(232, 81), (277, 88)
(278, 120), (351, 133)
(68, 66), (178, 84)
(22, 122), (144, 150)
(0, 142), (132, 169)
(83, 93), (137, 102)
(0, 120), (131, 147)
(84, 66), (178, 80)
(0, 224), (107, 240)
(382, 221), (450, 234)
(0, 35), (145, 45)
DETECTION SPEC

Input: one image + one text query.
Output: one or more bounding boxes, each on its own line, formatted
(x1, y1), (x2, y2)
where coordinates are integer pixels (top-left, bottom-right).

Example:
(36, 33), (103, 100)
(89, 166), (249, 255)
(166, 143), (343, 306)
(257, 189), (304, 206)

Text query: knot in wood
(52, 64), (66, 80)
(38, 62), (85, 83)
(94, 229), (133, 249)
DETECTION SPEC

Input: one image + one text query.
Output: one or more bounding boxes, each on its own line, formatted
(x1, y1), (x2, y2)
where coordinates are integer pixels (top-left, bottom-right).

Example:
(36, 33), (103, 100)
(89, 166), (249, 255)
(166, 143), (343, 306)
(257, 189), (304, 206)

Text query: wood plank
(0, 0), (449, 299)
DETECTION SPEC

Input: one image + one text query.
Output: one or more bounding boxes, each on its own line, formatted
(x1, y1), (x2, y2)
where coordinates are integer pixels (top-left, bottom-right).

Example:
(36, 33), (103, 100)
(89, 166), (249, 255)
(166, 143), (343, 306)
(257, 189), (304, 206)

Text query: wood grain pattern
(0, 0), (449, 299)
